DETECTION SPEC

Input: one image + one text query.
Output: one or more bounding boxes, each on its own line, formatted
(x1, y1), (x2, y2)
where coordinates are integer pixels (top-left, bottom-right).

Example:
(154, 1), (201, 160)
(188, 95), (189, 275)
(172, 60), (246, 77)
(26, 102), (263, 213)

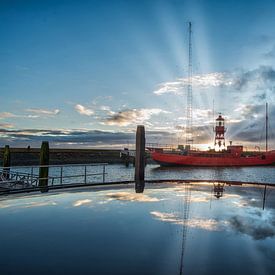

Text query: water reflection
(135, 180), (145, 193)
(0, 182), (275, 275)
(213, 182), (225, 198)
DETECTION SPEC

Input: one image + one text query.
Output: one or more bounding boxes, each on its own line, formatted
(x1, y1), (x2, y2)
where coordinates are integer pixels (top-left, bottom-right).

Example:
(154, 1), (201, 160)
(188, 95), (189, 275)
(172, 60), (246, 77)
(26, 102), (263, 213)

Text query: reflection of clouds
(188, 219), (228, 231)
(151, 211), (179, 223)
(106, 192), (160, 202)
(229, 215), (275, 240)
(0, 200), (57, 209)
(73, 199), (92, 207)
(232, 197), (260, 208)
(223, 194), (241, 199)
(190, 197), (210, 203)
(23, 201), (57, 208)
(150, 211), (228, 231)
(0, 202), (12, 209)
(232, 201), (246, 208)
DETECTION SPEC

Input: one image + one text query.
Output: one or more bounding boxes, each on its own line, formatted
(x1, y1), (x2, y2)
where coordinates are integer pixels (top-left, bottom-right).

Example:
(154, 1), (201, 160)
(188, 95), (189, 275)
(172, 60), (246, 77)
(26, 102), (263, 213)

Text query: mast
(186, 22), (193, 147)
(266, 102), (268, 152)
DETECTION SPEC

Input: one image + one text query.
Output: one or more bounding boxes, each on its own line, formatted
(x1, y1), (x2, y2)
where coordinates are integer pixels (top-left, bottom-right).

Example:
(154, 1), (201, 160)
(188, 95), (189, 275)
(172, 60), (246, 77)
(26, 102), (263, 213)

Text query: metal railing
(0, 163), (108, 191)
(146, 143), (178, 150)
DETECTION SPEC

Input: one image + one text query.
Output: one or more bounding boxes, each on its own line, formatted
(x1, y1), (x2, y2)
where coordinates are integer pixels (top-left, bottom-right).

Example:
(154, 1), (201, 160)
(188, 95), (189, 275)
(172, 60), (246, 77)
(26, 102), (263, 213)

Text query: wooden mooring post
(39, 141), (49, 193)
(135, 125), (145, 193)
(3, 145), (11, 179)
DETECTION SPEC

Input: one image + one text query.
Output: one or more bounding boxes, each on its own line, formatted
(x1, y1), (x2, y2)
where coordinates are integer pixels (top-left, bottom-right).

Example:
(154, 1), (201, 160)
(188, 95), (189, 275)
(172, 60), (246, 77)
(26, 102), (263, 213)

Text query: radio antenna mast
(186, 22), (193, 147)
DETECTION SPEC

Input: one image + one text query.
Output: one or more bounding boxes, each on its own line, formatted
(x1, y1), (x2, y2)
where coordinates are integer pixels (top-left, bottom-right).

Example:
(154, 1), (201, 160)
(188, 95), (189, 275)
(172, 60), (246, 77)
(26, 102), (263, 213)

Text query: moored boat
(148, 108), (275, 167)
(148, 147), (275, 167)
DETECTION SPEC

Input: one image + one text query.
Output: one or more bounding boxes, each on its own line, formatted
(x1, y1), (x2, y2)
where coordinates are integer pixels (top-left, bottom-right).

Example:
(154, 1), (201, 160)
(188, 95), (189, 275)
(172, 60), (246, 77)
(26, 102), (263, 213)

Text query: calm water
(11, 164), (275, 185)
(0, 182), (275, 275)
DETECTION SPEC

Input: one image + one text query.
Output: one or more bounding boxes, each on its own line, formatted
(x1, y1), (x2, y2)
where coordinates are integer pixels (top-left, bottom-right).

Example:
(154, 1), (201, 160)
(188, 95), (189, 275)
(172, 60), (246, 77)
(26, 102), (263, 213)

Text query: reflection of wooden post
(125, 152), (129, 167)
(262, 185), (267, 210)
(135, 125), (145, 193)
(39, 141), (49, 193)
(3, 145), (11, 179)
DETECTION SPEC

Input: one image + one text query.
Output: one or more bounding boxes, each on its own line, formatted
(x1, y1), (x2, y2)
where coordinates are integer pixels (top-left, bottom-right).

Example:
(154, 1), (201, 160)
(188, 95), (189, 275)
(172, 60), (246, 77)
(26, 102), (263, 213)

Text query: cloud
(26, 108), (60, 116)
(233, 66), (275, 91)
(229, 215), (275, 240)
(263, 45), (275, 59)
(75, 104), (94, 116)
(0, 125), (215, 148)
(0, 100), (273, 148)
(99, 105), (112, 112)
(227, 103), (275, 143)
(0, 128), (136, 147)
(102, 108), (169, 126)
(154, 72), (233, 95)
(0, 112), (17, 119)
(0, 123), (14, 128)
(153, 66), (275, 101)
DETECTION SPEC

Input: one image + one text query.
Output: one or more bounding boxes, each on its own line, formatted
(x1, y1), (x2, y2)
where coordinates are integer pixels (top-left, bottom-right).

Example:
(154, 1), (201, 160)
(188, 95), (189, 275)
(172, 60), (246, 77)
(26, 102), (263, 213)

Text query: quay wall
(0, 148), (124, 166)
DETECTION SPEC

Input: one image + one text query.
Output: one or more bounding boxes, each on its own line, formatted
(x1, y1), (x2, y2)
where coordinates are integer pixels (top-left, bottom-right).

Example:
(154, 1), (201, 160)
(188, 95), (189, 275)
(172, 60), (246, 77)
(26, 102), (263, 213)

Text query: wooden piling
(135, 125), (145, 193)
(3, 145), (11, 179)
(39, 141), (49, 193)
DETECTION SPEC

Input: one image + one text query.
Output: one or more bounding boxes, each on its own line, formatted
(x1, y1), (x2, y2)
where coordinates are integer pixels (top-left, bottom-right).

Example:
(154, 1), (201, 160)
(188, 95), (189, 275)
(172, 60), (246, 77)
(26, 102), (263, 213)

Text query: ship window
(261, 155), (266, 160)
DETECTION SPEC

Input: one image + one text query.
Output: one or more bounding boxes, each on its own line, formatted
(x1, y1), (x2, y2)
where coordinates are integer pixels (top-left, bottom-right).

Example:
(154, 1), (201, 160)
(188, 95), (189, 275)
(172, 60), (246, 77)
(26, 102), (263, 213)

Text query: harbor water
(7, 164), (275, 186)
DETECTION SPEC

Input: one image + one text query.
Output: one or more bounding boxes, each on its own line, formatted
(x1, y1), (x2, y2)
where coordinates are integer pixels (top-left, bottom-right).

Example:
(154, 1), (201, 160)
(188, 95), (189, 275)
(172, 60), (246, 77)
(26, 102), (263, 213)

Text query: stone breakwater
(0, 148), (124, 166)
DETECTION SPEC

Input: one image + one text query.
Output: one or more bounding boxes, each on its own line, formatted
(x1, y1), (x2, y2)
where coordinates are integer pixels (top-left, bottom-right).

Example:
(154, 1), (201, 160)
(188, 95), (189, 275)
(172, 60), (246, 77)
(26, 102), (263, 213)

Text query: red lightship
(148, 109), (275, 167)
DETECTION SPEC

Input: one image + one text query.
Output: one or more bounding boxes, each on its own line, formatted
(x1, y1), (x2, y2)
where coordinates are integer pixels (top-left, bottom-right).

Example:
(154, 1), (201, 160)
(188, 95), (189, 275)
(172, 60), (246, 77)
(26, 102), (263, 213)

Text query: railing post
(31, 167), (33, 185)
(60, 166), (63, 185)
(84, 165), (87, 184)
(103, 165), (105, 183)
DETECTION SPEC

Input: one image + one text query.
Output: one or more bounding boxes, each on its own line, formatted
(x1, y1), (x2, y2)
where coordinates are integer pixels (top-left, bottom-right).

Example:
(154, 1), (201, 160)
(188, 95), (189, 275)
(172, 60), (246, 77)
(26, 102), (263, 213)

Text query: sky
(1, 0), (275, 149)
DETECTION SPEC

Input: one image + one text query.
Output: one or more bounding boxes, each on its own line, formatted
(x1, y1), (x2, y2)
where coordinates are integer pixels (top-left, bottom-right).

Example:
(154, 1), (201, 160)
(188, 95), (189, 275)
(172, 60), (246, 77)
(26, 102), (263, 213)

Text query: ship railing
(0, 163), (108, 191)
(146, 143), (178, 151)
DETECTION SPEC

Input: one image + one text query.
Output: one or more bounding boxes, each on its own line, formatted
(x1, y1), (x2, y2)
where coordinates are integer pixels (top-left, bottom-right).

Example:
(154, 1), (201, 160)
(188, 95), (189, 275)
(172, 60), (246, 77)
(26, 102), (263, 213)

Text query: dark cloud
(250, 34), (275, 46)
(227, 104), (275, 144)
(0, 128), (179, 148)
(263, 45), (275, 59)
(0, 129), (133, 147)
(229, 215), (275, 240)
(234, 66), (275, 91)
(102, 109), (167, 126)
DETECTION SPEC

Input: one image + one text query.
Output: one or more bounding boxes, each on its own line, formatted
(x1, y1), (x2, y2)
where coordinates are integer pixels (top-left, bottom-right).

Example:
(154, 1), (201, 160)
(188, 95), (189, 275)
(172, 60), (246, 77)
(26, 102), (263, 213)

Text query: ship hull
(150, 151), (275, 167)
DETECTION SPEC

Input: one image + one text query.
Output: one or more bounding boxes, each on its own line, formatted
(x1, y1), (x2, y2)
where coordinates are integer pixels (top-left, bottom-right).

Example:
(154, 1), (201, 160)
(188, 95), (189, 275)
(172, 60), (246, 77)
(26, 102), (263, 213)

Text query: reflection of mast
(179, 183), (191, 275)
(186, 22), (193, 147)
(265, 103), (268, 152)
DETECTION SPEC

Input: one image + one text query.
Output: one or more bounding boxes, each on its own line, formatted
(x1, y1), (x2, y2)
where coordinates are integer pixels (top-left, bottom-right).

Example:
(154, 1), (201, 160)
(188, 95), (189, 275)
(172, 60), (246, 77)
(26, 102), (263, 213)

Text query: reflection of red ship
(148, 107), (275, 167)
